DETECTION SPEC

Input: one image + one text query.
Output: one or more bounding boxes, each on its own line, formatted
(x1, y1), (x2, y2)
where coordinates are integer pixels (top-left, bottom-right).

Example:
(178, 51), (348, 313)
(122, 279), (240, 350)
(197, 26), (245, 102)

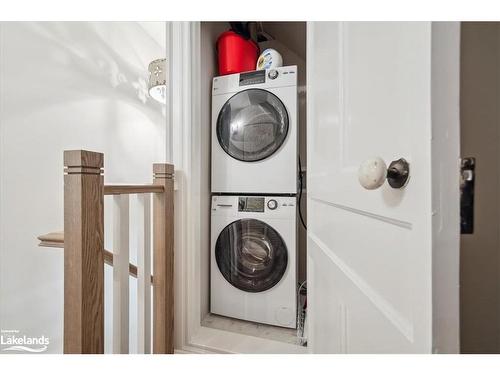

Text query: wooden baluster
(113, 194), (130, 354)
(137, 194), (152, 354)
(63, 150), (104, 354)
(152, 164), (174, 354)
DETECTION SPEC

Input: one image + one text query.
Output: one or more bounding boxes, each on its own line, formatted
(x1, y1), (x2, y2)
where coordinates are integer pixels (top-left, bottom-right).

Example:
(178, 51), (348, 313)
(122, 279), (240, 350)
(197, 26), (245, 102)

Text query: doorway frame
(167, 21), (307, 354)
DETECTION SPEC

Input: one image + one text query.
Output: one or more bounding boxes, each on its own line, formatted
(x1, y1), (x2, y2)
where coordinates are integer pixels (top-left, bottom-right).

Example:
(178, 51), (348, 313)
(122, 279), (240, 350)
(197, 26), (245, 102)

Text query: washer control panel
(212, 195), (296, 217)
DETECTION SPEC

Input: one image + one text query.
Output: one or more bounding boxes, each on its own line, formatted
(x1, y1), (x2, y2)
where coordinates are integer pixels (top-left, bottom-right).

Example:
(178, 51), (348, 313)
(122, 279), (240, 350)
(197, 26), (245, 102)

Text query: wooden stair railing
(37, 231), (152, 280)
(38, 150), (174, 354)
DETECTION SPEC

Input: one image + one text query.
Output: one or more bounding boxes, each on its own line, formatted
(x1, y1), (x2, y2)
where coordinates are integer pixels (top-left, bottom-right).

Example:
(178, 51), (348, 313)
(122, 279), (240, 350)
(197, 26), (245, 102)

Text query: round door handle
(358, 157), (410, 190)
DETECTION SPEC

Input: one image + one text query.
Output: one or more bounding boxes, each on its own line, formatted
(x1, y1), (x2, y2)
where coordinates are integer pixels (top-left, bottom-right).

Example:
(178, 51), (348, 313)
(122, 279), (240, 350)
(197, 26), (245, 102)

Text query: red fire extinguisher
(216, 23), (259, 76)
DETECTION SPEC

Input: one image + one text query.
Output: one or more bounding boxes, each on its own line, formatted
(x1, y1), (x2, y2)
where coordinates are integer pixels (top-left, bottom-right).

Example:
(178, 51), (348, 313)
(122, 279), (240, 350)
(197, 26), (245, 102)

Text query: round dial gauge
(268, 69), (279, 80)
(267, 199), (278, 210)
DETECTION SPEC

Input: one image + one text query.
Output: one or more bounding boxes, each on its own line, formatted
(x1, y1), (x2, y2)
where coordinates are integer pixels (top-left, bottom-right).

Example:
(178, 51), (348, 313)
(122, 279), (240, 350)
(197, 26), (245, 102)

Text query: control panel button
(268, 69), (279, 80)
(267, 199), (278, 210)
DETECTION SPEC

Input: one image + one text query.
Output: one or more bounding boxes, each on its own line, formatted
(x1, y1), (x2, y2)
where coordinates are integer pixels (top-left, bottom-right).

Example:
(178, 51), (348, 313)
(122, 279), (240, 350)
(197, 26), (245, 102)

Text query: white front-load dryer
(211, 66), (298, 194)
(210, 195), (297, 328)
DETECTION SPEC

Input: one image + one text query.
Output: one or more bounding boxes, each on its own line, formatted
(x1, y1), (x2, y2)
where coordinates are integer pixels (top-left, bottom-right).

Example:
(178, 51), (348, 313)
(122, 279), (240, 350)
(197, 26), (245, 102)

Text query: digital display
(238, 197), (265, 212)
(239, 70), (266, 86)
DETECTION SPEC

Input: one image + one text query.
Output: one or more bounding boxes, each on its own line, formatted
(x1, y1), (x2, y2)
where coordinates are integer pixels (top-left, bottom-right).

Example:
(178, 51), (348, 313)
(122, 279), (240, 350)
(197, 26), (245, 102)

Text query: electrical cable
(296, 280), (308, 346)
(298, 155), (307, 230)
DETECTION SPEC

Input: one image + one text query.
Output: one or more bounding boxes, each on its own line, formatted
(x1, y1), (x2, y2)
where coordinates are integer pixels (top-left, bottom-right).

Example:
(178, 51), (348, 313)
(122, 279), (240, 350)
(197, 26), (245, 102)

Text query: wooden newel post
(152, 163), (174, 354)
(63, 150), (104, 354)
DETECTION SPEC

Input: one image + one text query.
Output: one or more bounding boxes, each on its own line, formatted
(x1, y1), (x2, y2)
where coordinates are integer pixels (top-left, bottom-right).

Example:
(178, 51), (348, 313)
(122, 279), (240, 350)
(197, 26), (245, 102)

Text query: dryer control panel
(212, 65), (297, 95)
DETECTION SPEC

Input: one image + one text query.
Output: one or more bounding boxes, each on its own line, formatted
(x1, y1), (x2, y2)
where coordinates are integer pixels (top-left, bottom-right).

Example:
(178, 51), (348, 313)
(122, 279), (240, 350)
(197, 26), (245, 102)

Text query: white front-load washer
(211, 66), (298, 194)
(210, 195), (297, 328)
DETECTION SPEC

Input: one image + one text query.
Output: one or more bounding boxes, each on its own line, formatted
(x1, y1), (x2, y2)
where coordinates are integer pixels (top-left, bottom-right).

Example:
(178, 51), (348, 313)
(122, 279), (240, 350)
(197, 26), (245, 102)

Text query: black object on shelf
(229, 22), (251, 40)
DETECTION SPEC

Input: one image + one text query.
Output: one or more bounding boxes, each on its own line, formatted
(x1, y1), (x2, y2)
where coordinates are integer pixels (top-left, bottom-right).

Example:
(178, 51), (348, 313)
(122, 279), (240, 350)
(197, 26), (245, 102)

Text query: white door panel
(308, 240), (416, 353)
(309, 199), (413, 329)
(308, 22), (430, 224)
(306, 21), (460, 353)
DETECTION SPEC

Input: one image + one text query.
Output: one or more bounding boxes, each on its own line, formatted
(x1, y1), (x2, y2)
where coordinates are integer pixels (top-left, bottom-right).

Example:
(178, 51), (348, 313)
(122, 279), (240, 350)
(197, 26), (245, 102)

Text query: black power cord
(298, 156), (307, 230)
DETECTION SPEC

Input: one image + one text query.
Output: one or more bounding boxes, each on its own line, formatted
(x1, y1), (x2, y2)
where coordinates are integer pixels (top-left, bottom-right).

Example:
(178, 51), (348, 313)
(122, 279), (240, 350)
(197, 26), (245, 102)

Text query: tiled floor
(201, 313), (302, 345)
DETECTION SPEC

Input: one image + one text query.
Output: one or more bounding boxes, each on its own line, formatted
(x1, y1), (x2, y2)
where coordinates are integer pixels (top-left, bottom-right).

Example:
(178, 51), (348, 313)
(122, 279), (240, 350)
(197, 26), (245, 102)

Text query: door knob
(358, 157), (410, 190)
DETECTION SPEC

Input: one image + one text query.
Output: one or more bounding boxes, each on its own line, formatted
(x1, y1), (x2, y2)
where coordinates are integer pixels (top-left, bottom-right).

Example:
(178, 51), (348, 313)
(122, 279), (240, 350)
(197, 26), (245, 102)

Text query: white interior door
(306, 22), (460, 353)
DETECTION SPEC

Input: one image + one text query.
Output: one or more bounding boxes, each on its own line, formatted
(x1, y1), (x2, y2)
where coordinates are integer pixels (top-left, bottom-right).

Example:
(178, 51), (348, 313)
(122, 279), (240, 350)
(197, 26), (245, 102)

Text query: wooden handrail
(37, 231), (65, 248)
(37, 231), (153, 281)
(57, 150), (174, 354)
(104, 184), (164, 195)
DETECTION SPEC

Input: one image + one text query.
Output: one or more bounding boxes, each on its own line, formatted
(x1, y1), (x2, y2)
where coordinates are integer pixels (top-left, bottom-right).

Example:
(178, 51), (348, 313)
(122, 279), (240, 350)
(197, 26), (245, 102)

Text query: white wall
(0, 22), (166, 353)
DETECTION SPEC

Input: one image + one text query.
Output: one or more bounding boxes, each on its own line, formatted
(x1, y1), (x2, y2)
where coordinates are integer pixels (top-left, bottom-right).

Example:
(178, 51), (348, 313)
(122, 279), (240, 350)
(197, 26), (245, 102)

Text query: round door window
(216, 89), (289, 162)
(215, 219), (288, 293)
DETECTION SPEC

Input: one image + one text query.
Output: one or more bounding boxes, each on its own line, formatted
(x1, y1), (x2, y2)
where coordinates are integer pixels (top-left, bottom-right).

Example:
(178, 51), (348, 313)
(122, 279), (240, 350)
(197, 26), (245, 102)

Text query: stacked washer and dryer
(210, 66), (299, 329)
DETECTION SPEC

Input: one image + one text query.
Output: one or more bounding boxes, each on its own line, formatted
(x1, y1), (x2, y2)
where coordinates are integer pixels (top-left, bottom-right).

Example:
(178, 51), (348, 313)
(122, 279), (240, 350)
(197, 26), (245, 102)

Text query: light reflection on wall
(0, 22), (167, 354)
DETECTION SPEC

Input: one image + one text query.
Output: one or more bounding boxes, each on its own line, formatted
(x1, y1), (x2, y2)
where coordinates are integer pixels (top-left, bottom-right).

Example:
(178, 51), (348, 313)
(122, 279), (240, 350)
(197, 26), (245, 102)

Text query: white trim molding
(166, 20), (201, 353)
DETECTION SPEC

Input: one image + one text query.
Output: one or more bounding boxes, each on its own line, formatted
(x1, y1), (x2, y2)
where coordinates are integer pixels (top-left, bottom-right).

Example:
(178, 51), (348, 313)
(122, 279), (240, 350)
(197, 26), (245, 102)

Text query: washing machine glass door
(217, 89), (289, 162)
(215, 218), (288, 293)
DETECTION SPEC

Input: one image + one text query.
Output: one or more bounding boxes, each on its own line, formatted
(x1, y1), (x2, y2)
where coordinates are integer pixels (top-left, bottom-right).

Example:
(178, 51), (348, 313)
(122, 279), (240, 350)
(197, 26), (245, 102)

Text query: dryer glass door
(217, 89), (289, 162)
(215, 218), (288, 293)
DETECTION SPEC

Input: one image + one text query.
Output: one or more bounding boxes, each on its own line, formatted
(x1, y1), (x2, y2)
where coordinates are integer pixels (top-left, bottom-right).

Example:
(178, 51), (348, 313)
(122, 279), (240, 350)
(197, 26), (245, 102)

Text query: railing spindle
(137, 194), (152, 354)
(112, 194), (130, 354)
